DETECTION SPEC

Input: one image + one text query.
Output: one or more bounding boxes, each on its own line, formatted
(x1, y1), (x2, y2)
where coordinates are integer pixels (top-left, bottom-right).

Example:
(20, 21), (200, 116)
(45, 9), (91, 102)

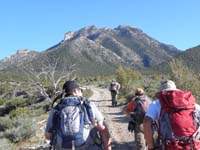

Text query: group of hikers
(44, 79), (200, 150)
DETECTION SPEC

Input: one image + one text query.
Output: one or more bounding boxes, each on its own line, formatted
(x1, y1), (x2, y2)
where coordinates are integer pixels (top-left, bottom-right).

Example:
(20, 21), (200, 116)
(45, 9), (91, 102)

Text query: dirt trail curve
(89, 86), (136, 150)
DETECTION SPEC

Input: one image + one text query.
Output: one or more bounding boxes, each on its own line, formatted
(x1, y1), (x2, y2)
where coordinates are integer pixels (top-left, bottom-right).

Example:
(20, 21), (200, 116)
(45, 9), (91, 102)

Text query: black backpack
(128, 95), (151, 132)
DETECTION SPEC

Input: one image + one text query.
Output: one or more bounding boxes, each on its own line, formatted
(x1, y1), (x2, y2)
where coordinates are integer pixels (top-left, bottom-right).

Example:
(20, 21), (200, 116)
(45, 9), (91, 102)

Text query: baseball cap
(159, 80), (177, 91)
(63, 80), (81, 94)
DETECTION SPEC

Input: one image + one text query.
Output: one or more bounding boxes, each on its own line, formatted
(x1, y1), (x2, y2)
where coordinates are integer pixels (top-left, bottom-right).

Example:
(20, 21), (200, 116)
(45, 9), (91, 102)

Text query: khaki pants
(134, 124), (147, 150)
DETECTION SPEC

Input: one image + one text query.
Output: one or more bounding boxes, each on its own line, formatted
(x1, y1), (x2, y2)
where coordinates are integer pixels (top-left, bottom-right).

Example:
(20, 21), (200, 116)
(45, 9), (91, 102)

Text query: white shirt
(146, 99), (200, 120)
(145, 99), (160, 120)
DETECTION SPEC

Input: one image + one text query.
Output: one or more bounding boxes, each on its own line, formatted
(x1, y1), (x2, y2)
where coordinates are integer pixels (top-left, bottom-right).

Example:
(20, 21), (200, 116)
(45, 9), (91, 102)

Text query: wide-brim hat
(159, 80), (177, 92)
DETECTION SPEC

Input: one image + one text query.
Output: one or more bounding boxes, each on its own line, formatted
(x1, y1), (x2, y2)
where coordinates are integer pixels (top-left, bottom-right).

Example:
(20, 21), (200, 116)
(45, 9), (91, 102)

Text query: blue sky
(0, 0), (200, 59)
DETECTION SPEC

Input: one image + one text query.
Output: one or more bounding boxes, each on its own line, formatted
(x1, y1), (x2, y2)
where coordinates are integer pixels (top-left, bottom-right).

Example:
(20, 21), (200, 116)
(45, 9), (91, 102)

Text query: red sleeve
(127, 101), (136, 111)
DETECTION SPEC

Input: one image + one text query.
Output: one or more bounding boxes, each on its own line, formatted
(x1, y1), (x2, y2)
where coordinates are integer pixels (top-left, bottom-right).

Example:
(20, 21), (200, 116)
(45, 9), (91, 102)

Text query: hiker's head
(112, 79), (115, 82)
(159, 80), (177, 91)
(135, 88), (144, 96)
(63, 80), (83, 96)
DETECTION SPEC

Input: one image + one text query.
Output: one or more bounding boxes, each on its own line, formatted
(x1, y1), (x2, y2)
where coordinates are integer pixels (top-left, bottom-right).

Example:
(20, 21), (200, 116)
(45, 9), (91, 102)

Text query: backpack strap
(51, 91), (66, 108)
(82, 99), (94, 124)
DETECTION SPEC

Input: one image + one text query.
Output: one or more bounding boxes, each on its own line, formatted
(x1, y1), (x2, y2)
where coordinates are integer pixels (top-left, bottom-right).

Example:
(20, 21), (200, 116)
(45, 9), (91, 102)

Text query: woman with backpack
(123, 88), (151, 150)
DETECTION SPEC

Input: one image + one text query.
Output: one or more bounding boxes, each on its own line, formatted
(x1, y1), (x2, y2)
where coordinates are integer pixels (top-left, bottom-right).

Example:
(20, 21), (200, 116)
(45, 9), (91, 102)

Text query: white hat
(159, 80), (177, 91)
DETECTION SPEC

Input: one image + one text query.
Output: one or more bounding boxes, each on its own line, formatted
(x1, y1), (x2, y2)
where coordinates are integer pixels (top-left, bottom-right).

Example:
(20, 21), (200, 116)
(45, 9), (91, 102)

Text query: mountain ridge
(0, 25), (181, 76)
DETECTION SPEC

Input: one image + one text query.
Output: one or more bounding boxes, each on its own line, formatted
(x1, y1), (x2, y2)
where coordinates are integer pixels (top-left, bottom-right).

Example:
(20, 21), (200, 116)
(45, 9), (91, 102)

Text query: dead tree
(21, 58), (76, 104)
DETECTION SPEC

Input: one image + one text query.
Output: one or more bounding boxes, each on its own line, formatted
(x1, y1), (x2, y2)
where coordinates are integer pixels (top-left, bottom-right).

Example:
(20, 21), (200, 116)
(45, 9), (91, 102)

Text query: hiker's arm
(96, 122), (112, 150)
(44, 110), (55, 140)
(90, 102), (111, 150)
(143, 116), (154, 149)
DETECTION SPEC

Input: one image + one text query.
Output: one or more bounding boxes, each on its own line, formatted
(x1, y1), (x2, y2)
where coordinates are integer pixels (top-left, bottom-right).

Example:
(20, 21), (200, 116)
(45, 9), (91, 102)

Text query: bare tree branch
(20, 58), (76, 104)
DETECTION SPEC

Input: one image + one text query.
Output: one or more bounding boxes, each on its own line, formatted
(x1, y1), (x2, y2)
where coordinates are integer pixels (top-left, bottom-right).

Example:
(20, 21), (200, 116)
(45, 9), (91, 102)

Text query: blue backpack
(52, 96), (94, 148)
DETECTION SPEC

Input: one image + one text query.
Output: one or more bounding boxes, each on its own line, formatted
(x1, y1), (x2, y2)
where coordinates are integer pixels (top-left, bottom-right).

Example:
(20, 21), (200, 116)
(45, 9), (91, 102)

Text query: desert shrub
(168, 59), (200, 102)
(115, 66), (142, 98)
(0, 116), (13, 131)
(9, 107), (31, 118)
(0, 138), (15, 150)
(116, 66), (141, 88)
(0, 99), (4, 105)
(0, 86), (6, 96)
(5, 98), (29, 108)
(113, 66), (165, 104)
(3, 115), (36, 143)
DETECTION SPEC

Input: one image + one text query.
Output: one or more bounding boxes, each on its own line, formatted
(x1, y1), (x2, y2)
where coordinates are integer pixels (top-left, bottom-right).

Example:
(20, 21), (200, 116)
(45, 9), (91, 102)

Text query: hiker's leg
(135, 124), (147, 150)
(114, 94), (118, 106)
(111, 92), (116, 106)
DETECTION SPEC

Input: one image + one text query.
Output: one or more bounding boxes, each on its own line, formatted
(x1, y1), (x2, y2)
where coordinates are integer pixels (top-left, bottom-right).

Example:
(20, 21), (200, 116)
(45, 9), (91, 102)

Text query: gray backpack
(52, 96), (94, 148)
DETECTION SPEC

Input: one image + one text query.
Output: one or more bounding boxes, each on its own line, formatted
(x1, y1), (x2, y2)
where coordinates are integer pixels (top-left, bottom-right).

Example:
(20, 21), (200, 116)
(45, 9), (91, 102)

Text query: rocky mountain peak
(0, 25), (181, 74)
(63, 26), (98, 41)
(64, 31), (75, 41)
(0, 49), (39, 68)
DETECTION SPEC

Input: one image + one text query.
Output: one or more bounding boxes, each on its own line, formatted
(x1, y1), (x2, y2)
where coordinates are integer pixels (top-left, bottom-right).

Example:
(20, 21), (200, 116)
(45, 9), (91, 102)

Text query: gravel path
(89, 86), (136, 150)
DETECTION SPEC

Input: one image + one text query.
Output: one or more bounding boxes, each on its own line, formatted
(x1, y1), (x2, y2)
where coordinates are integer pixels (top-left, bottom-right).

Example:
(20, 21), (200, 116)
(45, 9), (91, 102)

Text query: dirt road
(89, 86), (136, 150)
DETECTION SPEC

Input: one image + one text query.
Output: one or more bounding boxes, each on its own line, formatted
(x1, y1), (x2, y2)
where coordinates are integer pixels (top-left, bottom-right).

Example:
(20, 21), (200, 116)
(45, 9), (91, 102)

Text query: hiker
(143, 80), (200, 150)
(109, 80), (120, 107)
(45, 80), (111, 150)
(123, 88), (151, 150)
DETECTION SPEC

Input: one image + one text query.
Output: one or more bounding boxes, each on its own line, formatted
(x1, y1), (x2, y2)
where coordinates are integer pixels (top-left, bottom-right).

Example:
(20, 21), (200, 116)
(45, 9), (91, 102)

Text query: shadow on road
(106, 111), (129, 123)
(92, 99), (111, 102)
(112, 141), (136, 150)
(112, 116), (129, 123)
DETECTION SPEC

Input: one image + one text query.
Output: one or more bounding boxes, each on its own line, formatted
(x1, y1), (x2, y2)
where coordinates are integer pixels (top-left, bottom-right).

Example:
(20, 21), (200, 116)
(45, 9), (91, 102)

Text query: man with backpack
(109, 80), (120, 107)
(45, 80), (111, 150)
(143, 80), (200, 150)
(123, 88), (151, 150)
